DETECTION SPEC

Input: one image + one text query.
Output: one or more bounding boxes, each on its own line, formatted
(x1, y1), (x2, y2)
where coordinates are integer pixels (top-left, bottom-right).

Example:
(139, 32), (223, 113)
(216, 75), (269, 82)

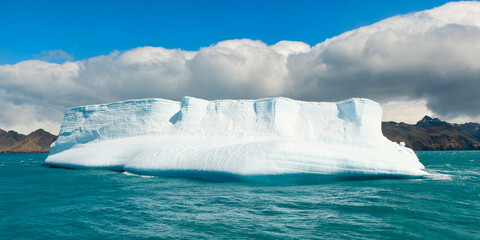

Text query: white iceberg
(46, 97), (427, 182)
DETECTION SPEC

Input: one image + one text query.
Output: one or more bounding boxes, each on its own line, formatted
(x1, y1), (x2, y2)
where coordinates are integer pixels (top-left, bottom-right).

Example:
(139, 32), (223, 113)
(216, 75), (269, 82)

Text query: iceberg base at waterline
(45, 97), (427, 182)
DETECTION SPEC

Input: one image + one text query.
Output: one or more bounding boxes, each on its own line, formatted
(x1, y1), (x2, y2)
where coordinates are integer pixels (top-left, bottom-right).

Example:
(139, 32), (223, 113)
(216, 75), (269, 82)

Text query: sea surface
(1, 152), (479, 239)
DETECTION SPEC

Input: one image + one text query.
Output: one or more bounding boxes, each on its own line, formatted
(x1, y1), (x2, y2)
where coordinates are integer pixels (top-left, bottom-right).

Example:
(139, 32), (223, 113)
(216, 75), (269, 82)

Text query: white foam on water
(424, 173), (453, 181)
(122, 171), (154, 178)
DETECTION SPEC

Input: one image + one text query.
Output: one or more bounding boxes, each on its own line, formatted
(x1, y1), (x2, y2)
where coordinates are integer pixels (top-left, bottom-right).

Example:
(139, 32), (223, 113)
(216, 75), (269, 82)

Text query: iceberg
(45, 97), (427, 182)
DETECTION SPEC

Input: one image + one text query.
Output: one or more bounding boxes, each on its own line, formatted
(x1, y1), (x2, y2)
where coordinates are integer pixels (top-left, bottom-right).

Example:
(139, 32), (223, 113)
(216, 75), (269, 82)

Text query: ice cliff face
(46, 97), (427, 181)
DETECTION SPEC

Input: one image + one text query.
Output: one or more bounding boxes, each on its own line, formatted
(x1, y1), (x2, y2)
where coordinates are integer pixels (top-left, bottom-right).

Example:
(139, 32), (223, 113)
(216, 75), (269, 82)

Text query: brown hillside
(0, 129), (57, 153)
(382, 116), (480, 151)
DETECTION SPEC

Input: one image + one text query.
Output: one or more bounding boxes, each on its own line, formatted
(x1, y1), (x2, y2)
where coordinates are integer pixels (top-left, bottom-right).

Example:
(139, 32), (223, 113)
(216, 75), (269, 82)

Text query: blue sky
(0, 0), (452, 64)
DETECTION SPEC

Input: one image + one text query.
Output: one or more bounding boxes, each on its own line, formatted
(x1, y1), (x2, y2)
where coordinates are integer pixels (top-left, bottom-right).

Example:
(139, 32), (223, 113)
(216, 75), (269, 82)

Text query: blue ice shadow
(43, 163), (424, 184)
(125, 169), (424, 184)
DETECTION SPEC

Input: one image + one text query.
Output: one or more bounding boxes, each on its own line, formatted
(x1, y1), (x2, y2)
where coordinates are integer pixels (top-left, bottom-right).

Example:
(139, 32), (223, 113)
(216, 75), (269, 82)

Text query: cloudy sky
(1, 0), (480, 134)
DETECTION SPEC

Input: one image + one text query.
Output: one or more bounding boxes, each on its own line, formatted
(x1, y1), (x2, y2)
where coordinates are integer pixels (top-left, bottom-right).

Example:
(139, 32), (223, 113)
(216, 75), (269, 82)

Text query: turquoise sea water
(1, 152), (479, 239)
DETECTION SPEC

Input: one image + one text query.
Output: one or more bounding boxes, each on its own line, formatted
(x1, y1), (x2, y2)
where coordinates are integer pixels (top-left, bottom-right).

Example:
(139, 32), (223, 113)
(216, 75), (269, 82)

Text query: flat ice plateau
(46, 97), (427, 182)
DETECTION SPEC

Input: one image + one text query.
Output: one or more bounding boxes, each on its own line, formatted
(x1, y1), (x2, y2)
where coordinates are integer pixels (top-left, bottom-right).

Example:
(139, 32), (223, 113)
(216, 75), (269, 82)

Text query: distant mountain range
(1, 115), (480, 153)
(382, 116), (480, 151)
(0, 129), (57, 153)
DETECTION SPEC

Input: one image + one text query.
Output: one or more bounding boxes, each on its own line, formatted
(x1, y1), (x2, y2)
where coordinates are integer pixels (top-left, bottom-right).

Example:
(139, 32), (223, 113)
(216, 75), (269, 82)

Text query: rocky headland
(0, 129), (57, 153)
(382, 116), (480, 151)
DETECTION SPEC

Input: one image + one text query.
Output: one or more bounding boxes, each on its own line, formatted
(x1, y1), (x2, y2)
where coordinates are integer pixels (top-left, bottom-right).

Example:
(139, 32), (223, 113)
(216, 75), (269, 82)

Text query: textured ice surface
(46, 97), (427, 181)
